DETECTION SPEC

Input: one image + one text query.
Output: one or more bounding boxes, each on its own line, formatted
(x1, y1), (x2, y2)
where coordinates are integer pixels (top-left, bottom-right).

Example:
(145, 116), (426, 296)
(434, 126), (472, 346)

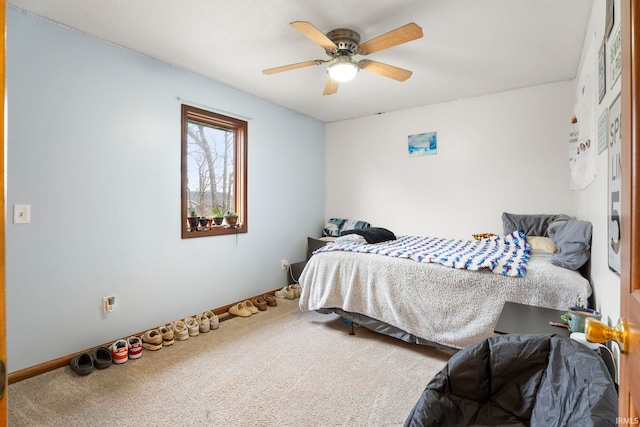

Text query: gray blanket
(299, 250), (591, 349)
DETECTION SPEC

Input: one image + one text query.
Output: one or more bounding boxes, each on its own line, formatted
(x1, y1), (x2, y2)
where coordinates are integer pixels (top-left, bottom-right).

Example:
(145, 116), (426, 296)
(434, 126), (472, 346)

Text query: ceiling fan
(263, 21), (423, 95)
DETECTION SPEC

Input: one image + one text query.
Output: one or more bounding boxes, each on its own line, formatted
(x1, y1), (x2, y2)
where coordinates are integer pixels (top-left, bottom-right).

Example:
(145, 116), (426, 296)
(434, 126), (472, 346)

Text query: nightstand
(288, 261), (307, 285)
(494, 301), (570, 338)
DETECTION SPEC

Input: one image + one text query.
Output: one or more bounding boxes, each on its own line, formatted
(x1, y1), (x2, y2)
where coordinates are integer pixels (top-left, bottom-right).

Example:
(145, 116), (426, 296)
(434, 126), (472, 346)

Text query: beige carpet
(8, 299), (450, 427)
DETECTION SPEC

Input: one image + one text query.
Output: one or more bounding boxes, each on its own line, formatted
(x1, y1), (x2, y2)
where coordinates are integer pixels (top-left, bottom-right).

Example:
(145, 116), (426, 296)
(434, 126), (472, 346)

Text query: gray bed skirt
(316, 308), (458, 355)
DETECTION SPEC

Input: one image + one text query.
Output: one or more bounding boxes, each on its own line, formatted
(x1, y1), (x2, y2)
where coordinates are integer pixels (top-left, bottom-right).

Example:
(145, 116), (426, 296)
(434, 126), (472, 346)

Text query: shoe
(111, 339), (129, 364)
(251, 297), (268, 311)
(196, 313), (210, 333)
(141, 329), (163, 351)
(92, 347), (112, 369)
(243, 300), (259, 314)
(291, 283), (302, 298)
(204, 311), (219, 330)
(70, 352), (94, 375)
(184, 317), (200, 337)
(275, 286), (295, 299)
(229, 302), (252, 317)
(127, 336), (143, 359)
(263, 294), (277, 307)
(172, 320), (189, 341)
(159, 325), (174, 346)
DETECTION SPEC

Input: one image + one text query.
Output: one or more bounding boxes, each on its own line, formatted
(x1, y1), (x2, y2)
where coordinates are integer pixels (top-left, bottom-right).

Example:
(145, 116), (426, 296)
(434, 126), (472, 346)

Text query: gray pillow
(502, 212), (570, 237)
(550, 220), (592, 270)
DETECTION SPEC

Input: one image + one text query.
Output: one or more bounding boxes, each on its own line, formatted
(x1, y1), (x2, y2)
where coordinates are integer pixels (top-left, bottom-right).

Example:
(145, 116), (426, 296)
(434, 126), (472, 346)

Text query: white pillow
(528, 236), (557, 253)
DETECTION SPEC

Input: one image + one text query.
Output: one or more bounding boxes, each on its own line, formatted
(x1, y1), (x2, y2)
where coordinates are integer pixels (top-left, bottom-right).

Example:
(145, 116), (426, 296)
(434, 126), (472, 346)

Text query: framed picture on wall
(605, 0), (614, 40)
(609, 25), (621, 90)
(608, 94), (621, 275)
(598, 37), (606, 104)
(598, 107), (608, 155)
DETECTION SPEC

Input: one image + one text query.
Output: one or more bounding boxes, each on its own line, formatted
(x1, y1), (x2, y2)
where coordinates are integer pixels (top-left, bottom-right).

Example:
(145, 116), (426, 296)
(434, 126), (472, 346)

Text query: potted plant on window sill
(188, 209), (199, 231)
(224, 211), (239, 228)
(212, 206), (224, 226)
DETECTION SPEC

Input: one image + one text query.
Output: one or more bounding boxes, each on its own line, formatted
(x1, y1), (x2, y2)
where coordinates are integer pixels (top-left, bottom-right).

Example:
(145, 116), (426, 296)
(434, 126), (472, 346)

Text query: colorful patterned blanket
(315, 230), (531, 277)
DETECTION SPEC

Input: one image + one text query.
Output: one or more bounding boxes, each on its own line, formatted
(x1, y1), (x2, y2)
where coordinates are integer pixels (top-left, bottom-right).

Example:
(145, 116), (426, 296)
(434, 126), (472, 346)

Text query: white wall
(326, 81), (576, 239)
(325, 0), (623, 366)
(572, 0), (622, 326)
(6, 9), (325, 372)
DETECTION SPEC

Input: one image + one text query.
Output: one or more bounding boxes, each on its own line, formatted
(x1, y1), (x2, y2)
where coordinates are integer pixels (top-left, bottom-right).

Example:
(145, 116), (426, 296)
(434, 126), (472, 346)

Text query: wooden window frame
(181, 104), (247, 238)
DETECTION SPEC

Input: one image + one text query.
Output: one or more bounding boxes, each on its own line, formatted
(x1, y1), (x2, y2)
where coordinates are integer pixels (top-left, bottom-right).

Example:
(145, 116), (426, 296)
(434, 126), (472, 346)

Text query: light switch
(13, 204), (31, 224)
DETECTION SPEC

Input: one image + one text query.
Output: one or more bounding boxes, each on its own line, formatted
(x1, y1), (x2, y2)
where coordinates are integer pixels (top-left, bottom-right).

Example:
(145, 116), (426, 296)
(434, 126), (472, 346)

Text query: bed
(298, 213), (593, 352)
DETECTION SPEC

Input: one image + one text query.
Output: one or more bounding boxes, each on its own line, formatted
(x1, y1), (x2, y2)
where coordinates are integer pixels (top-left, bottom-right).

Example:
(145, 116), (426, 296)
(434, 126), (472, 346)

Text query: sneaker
(141, 329), (163, 351)
(204, 311), (219, 330)
(291, 284), (302, 298)
(159, 324), (174, 346)
(172, 320), (189, 341)
(184, 317), (200, 337)
(127, 336), (143, 359)
(275, 286), (294, 299)
(111, 339), (128, 364)
(196, 313), (210, 333)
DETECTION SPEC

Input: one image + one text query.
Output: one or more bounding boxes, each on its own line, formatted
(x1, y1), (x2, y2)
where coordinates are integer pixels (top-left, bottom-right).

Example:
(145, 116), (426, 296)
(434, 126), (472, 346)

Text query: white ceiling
(8, 0), (594, 123)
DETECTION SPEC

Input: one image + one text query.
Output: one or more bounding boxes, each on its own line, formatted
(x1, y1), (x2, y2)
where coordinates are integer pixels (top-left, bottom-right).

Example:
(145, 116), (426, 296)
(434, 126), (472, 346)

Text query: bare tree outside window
(181, 105), (247, 238)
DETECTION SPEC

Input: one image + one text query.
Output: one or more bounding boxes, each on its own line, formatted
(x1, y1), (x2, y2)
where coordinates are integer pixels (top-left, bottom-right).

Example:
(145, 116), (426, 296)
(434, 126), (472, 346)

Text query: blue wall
(6, 8), (325, 372)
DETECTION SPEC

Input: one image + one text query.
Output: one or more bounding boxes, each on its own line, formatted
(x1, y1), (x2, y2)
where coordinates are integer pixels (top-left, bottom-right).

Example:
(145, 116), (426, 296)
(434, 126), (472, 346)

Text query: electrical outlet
(102, 295), (116, 313)
(13, 204), (31, 224)
(281, 259), (289, 270)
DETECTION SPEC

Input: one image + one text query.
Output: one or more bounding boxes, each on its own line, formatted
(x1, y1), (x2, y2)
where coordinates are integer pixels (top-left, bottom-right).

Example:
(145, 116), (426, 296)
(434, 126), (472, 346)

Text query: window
(181, 104), (247, 238)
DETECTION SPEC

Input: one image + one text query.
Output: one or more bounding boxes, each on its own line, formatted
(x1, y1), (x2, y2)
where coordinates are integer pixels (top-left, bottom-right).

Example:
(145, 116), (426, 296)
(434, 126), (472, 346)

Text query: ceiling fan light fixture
(327, 56), (360, 82)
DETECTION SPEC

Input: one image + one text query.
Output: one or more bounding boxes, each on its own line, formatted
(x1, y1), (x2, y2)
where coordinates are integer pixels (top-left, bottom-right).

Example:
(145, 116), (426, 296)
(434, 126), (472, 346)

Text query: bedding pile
(315, 230), (530, 277)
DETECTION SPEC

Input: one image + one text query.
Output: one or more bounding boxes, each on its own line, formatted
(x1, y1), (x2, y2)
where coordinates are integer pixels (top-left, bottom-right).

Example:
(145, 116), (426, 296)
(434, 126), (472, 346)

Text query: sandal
(251, 297), (268, 311)
(70, 352), (94, 375)
(263, 294), (277, 307)
(92, 346), (112, 369)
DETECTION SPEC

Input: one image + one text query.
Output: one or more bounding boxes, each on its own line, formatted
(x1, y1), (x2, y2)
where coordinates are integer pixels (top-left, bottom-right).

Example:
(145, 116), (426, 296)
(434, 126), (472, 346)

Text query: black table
(494, 301), (570, 338)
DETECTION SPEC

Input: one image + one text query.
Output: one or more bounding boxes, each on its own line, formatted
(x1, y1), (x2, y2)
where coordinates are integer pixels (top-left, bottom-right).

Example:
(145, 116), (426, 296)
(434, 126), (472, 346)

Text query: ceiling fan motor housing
(325, 29), (360, 57)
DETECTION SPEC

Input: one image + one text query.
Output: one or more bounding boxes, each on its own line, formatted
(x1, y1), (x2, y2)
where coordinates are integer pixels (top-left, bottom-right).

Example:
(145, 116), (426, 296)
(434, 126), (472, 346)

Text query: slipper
(251, 297), (268, 311)
(263, 294), (277, 307)
(229, 303), (252, 317)
(243, 300), (259, 314)
(92, 347), (112, 369)
(70, 352), (94, 375)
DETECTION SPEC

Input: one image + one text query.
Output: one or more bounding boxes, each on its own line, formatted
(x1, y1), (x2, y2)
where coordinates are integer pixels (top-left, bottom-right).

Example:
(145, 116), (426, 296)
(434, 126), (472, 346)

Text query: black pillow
(340, 227), (396, 244)
(306, 237), (331, 260)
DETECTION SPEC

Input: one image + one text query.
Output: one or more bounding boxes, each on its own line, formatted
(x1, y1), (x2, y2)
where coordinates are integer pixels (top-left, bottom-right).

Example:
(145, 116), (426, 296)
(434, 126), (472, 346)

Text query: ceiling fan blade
(360, 59), (413, 82)
(358, 23), (423, 55)
(263, 60), (324, 75)
(290, 21), (337, 50)
(323, 77), (339, 95)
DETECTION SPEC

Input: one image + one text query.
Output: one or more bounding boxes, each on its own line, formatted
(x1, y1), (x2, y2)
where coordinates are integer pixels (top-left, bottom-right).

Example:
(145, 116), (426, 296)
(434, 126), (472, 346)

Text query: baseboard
(8, 289), (280, 384)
